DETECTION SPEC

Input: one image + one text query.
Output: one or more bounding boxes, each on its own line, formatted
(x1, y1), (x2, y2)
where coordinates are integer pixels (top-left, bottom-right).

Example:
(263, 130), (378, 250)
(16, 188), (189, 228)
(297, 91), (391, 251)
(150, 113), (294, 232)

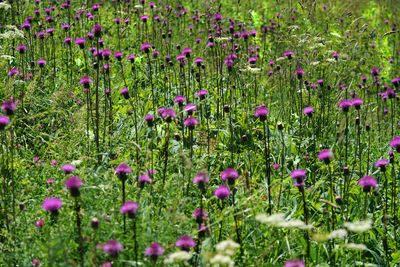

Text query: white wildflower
(255, 213), (285, 226)
(0, 55), (14, 60)
(71, 160), (82, 166)
(327, 229), (347, 239)
(343, 243), (367, 250)
(216, 240), (240, 256)
(210, 254), (234, 267)
(164, 251), (192, 264)
(344, 219), (372, 233)
(0, 2), (11, 9)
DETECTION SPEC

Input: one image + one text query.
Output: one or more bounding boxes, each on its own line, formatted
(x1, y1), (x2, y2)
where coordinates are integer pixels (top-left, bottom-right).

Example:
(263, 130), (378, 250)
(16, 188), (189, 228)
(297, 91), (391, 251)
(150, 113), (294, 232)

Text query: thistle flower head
(183, 116), (199, 129)
(290, 169), (306, 187)
(120, 201), (139, 218)
(359, 176), (377, 192)
(120, 88), (130, 99)
(338, 99), (352, 112)
(61, 164), (75, 174)
(102, 240), (123, 257)
(214, 185), (230, 199)
(390, 136), (400, 152)
(0, 115), (10, 130)
(42, 197), (62, 216)
(351, 98), (363, 109)
(220, 168), (239, 184)
(254, 105), (269, 121)
(1, 101), (16, 116)
(64, 176), (82, 197)
(318, 149), (333, 164)
(285, 259), (305, 267)
(145, 242), (164, 260)
(115, 163), (132, 181)
(161, 108), (176, 122)
(375, 159), (388, 171)
(176, 235), (196, 251)
(303, 106), (314, 116)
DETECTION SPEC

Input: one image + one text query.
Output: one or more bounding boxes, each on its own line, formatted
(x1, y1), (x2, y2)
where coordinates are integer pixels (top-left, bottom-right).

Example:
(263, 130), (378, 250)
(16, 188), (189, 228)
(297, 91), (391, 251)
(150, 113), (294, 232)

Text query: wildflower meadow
(1, 0), (400, 266)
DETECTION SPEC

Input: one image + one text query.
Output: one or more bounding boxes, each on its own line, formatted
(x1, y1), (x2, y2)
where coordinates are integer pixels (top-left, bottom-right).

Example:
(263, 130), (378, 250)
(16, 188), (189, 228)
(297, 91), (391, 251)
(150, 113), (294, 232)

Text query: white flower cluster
(344, 219), (372, 233)
(0, 2), (11, 9)
(0, 25), (25, 40)
(164, 251), (192, 264)
(255, 213), (312, 230)
(210, 239), (240, 267)
(342, 243), (367, 250)
(327, 229), (348, 239)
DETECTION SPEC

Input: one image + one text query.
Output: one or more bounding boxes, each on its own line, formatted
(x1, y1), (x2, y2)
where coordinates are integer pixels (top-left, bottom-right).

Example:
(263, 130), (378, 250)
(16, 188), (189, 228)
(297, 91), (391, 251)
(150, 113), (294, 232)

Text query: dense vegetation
(0, 0), (400, 266)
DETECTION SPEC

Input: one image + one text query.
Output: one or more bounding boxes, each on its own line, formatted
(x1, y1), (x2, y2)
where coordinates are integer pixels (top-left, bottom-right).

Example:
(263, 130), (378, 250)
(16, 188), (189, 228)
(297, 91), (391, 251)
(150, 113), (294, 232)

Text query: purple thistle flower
(75, 38), (86, 48)
(193, 172), (210, 184)
(64, 176), (82, 197)
(182, 48), (193, 57)
(102, 49), (112, 60)
(213, 14), (223, 21)
(161, 108), (176, 122)
(285, 259), (305, 267)
(184, 104), (196, 115)
(254, 105), (269, 121)
(192, 208), (207, 223)
(120, 88), (130, 99)
(318, 149), (333, 164)
(120, 201), (139, 218)
(141, 43), (152, 53)
(63, 37), (72, 44)
(375, 159), (388, 172)
(144, 115), (154, 127)
(390, 136), (400, 152)
(64, 176), (82, 189)
(295, 68), (305, 79)
(370, 67), (379, 75)
(115, 163), (132, 181)
(220, 168), (239, 185)
(37, 59), (47, 67)
(79, 75), (92, 88)
(138, 175), (152, 188)
(214, 185), (230, 199)
(176, 235), (196, 251)
(174, 95), (186, 106)
(359, 176), (377, 192)
(391, 77), (399, 88)
(290, 169), (306, 187)
(61, 164), (75, 174)
(35, 219), (44, 228)
(303, 106), (314, 117)
(183, 116), (199, 129)
(273, 164), (280, 170)
(102, 240), (123, 257)
(42, 197), (62, 215)
(386, 89), (396, 99)
(145, 242), (164, 260)
(17, 44), (27, 54)
(114, 51), (123, 61)
(194, 57), (203, 66)
(8, 68), (19, 77)
(196, 90), (208, 99)
(0, 115), (10, 130)
(351, 98), (363, 109)
(128, 55), (136, 63)
(338, 99), (352, 112)
(332, 53), (340, 59)
(1, 101), (16, 116)
(282, 50), (294, 59)
(92, 24), (102, 37)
